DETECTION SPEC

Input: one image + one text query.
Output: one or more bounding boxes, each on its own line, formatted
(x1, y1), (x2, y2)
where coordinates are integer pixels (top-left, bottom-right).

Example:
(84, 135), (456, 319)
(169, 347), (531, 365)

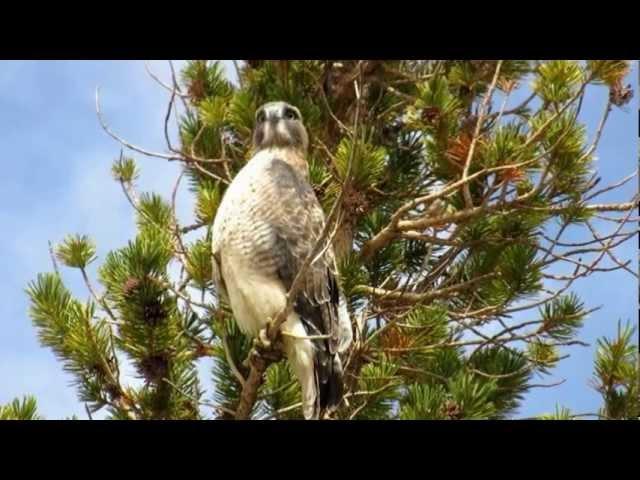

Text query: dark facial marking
(252, 125), (265, 148)
(284, 106), (299, 120)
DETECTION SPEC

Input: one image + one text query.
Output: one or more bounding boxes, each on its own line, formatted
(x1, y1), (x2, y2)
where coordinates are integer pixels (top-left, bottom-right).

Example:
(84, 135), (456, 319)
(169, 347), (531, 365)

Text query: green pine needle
(55, 234), (97, 269)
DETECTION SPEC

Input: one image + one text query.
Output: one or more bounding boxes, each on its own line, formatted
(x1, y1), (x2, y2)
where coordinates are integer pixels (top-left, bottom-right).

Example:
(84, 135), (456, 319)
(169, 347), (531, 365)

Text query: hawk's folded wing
(263, 158), (345, 354)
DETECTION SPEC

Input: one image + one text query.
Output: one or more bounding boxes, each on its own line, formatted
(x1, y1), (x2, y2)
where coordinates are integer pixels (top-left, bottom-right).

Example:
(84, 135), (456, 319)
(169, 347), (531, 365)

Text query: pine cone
(187, 77), (206, 102)
(442, 400), (462, 419)
(421, 106), (441, 125)
(143, 301), (167, 327)
(380, 324), (412, 356)
(610, 82), (633, 107)
(139, 354), (169, 382)
(123, 277), (141, 296)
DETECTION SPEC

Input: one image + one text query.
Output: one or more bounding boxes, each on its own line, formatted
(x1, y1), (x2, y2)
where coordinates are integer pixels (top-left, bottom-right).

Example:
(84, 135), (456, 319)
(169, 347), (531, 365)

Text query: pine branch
(461, 60), (502, 208)
(356, 272), (498, 305)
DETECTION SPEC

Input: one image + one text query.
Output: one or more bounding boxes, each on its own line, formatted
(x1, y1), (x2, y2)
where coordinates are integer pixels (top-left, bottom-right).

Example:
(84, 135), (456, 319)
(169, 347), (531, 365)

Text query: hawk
(211, 101), (353, 419)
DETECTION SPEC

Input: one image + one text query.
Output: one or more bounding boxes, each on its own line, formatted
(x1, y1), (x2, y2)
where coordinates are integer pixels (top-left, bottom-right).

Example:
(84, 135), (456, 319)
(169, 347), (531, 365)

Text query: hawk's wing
(264, 158), (344, 354)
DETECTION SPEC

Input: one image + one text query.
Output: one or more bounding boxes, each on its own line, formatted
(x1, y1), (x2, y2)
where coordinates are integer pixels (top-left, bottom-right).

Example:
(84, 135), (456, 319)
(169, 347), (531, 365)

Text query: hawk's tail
(291, 292), (351, 419)
(315, 349), (344, 417)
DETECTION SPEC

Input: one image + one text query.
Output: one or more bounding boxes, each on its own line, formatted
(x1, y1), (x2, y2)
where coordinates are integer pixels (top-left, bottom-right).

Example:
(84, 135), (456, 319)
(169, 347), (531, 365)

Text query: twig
(78, 264), (124, 383)
(95, 87), (181, 161)
(222, 333), (246, 388)
(276, 401), (303, 416)
(585, 219), (638, 278)
(163, 77), (177, 153)
(488, 91), (536, 121)
(356, 273), (497, 305)
(48, 240), (60, 276)
(528, 379), (567, 389)
(144, 61), (189, 99)
(280, 331), (332, 340)
(164, 281), (214, 311)
(347, 382), (401, 420)
(585, 170), (638, 202)
(80, 267), (119, 324)
(232, 60), (243, 88)
(163, 377), (215, 416)
(461, 61), (503, 208)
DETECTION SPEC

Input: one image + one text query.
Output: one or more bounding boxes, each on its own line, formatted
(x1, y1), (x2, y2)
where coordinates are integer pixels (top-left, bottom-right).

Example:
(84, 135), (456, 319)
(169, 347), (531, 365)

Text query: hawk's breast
(211, 150), (315, 334)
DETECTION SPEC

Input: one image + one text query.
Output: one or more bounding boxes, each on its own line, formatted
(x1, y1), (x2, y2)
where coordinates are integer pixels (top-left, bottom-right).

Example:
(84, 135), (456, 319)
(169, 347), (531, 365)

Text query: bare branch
(144, 61), (189, 99)
(585, 170), (638, 202)
(528, 379), (567, 389)
(95, 87), (181, 161)
(48, 240), (60, 276)
(232, 60), (243, 88)
(461, 60), (502, 208)
(356, 272), (498, 305)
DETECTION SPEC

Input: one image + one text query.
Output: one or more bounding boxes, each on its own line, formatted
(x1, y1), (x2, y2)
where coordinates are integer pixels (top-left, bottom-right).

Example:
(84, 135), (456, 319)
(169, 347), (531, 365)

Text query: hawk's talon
(258, 327), (272, 350)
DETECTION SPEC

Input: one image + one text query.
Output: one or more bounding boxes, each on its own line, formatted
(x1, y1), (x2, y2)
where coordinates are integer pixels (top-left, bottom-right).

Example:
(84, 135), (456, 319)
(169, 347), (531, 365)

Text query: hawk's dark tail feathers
(315, 349), (344, 417)
(296, 296), (345, 419)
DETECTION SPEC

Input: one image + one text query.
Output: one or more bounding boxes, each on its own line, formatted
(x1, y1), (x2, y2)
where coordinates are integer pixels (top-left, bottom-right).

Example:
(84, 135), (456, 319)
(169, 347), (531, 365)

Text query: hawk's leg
(240, 320), (283, 368)
(241, 339), (282, 368)
(256, 317), (285, 351)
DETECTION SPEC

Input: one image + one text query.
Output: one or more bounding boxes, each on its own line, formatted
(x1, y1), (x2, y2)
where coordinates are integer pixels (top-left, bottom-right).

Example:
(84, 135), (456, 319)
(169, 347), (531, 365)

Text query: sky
(0, 60), (637, 419)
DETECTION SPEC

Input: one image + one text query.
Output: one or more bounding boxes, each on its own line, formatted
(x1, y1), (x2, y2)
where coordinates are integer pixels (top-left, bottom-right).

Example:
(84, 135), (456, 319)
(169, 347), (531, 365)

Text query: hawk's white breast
(211, 149), (295, 335)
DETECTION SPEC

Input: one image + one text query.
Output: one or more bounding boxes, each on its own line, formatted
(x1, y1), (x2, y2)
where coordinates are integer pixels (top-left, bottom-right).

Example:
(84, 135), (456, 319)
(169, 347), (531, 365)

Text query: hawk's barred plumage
(211, 101), (353, 419)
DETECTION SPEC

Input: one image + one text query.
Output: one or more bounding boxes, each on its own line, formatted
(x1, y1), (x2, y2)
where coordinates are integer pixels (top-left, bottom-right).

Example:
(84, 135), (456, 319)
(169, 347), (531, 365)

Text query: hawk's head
(252, 101), (309, 153)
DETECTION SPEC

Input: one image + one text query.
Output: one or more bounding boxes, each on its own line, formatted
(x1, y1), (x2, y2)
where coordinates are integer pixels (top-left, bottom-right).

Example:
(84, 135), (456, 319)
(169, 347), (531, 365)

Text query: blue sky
(0, 60), (637, 419)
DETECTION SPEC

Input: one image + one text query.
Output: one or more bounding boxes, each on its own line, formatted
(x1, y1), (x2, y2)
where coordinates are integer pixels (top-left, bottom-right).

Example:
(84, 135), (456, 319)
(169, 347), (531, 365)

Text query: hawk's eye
(256, 111), (266, 123)
(284, 108), (298, 120)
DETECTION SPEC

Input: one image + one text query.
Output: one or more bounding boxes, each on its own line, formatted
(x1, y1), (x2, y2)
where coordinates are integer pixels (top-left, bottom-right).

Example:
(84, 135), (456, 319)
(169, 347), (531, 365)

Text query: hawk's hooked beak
(267, 115), (280, 126)
(265, 115), (281, 140)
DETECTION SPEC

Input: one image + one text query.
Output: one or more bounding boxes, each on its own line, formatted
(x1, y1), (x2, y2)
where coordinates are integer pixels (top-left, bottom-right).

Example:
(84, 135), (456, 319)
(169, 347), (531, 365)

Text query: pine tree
(536, 320), (639, 420)
(0, 396), (43, 420)
(15, 60), (639, 420)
